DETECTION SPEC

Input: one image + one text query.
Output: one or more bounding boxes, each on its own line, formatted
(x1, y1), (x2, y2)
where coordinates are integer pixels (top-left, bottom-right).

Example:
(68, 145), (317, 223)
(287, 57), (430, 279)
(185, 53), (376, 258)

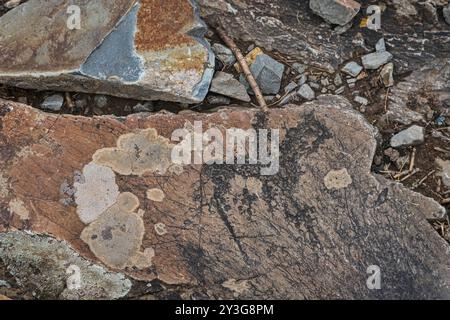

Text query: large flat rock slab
(0, 97), (449, 299)
(0, 0), (214, 103)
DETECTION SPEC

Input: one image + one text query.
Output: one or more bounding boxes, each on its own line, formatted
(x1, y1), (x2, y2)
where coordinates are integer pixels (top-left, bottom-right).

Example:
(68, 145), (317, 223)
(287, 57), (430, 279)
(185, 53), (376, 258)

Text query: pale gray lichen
(154, 222), (167, 236)
(74, 162), (120, 224)
(0, 231), (132, 300)
(146, 188), (165, 202)
(324, 168), (353, 190)
(8, 198), (29, 220)
(0, 173), (9, 198)
(92, 128), (175, 176)
(80, 192), (154, 270)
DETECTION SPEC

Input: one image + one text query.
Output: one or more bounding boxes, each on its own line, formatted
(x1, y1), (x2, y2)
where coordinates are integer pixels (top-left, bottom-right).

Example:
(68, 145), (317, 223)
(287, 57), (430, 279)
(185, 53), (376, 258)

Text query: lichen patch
(74, 162), (120, 224)
(8, 198), (30, 220)
(154, 222), (167, 235)
(147, 188), (165, 202)
(80, 192), (153, 270)
(0, 173), (9, 198)
(92, 128), (175, 176)
(324, 168), (353, 190)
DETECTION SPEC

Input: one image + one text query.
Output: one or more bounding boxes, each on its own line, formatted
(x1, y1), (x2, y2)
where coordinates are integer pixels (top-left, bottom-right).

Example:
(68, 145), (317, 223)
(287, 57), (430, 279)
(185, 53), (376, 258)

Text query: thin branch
(215, 26), (268, 112)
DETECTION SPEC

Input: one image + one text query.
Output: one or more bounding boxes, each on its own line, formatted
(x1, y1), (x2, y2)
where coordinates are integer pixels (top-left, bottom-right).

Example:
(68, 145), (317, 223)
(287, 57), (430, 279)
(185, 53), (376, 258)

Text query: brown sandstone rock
(0, 96), (449, 299)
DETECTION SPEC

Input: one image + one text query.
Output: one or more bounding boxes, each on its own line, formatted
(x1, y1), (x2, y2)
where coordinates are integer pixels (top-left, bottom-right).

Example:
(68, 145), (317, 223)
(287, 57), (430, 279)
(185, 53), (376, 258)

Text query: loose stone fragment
(380, 62), (395, 87)
(41, 94), (64, 111)
(390, 125), (425, 148)
(210, 72), (251, 102)
(354, 96), (368, 105)
(309, 0), (361, 26)
(297, 84), (316, 100)
(342, 61), (363, 77)
(212, 43), (236, 66)
(240, 54), (285, 95)
(436, 158), (450, 188)
(375, 38), (386, 52)
(362, 51), (393, 70)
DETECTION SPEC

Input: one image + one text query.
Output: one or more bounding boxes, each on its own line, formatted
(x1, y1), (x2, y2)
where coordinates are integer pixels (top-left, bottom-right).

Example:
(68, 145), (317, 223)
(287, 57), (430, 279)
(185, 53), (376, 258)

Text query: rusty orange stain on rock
(135, 0), (197, 52)
(0, 0), (137, 73)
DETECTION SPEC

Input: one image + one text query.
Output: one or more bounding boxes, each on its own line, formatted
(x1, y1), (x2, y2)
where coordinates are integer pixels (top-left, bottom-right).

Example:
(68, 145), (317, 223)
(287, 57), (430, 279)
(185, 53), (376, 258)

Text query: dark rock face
(0, 96), (448, 299)
(199, 0), (450, 73)
(385, 59), (450, 125)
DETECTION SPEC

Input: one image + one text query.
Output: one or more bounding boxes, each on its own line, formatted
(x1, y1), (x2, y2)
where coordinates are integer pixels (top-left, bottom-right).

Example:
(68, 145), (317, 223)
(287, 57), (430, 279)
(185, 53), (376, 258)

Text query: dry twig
(409, 147), (416, 172)
(400, 168), (420, 182)
(215, 26), (268, 112)
(412, 170), (435, 190)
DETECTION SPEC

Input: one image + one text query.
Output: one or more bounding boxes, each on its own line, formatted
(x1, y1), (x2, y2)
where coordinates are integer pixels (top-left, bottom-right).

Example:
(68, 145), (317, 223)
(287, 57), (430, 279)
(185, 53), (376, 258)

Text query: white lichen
(8, 198), (30, 220)
(154, 222), (167, 235)
(80, 192), (153, 270)
(74, 162), (120, 224)
(324, 168), (353, 190)
(92, 128), (175, 176)
(146, 188), (165, 202)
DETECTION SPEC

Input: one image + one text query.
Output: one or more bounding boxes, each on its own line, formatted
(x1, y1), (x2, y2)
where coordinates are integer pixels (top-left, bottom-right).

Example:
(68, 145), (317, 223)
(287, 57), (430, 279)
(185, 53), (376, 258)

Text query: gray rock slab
(342, 61), (363, 77)
(240, 54), (285, 95)
(309, 0), (361, 26)
(297, 83), (316, 100)
(384, 59), (450, 125)
(41, 94), (64, 111)
(0, 0), (215, 103)
(211, 71), (251, 102)
(362, 51), (393, 70)
(199, 0), (450, 74)
(212, 43), (236, 65)
(444, 4), (450, 25)
(391, 125), (425, 148)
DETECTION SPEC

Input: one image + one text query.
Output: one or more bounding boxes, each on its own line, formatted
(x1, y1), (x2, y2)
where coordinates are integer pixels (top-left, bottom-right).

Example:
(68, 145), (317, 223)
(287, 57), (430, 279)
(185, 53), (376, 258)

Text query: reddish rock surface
(1, 97), (449, 299)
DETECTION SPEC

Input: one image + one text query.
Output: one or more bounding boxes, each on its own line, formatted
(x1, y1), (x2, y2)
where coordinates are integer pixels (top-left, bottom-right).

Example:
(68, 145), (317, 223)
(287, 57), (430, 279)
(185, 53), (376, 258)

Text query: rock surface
(362, 51), (393, 70)
(436, 158), (450, 187)
(0, 96), (449, 299)
(240, 54), (285, 95)
(0, 231), (132, 299)
(297, 84), (316, 100)
(212, 43), (236, 66)
(342, 61), (363, 77)
(390, 125), (425, 148)
(380, 63), (394, 87)
(41, 94), (64, 112)
(199, 0), (450, 74)
(0, 0), (214, 103)
(385, 59), (450, 125)
(309, 0), (361, 26)
(210, 72), (251, 102)
(444, 4), (450, 25)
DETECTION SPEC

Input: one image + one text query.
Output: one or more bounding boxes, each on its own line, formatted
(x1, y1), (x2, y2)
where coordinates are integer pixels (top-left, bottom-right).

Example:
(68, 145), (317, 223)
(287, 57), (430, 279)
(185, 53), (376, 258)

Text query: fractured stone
(0, 0), (215, 103)
(310, 0), (361, 26)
